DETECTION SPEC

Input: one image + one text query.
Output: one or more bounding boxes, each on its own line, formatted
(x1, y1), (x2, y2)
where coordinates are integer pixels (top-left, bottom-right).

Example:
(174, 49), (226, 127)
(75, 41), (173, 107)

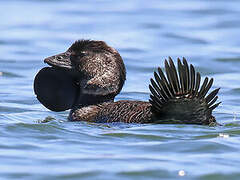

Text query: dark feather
(150, 78), (167, 101)
(190, 64), (195, 94)
(169, 57), (180, 92)
(206, 88), (220, 103)
(154, 72), (169, 99)
(209, 102), (221, 111)
(165, 60), (177, 94)
(199, 78), (213, 98)
(149, 85), (164, 104)
(157, 67), (174, 97)
(198, 77), (208, 97)
(208, 96), (218, 107)
(193, 72), (201, 97)
(182, 57), (190, 92)
(148, 57), (220, 125)
(178, 58), (185, 93)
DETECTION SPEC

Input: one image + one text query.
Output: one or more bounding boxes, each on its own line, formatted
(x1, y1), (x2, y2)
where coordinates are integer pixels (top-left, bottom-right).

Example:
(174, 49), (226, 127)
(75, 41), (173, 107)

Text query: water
(1, 0), (240, 179)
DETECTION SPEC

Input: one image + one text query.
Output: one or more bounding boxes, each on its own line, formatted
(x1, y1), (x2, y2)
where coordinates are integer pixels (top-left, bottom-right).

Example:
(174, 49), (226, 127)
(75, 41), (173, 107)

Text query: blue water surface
(1, 0), (240, 179)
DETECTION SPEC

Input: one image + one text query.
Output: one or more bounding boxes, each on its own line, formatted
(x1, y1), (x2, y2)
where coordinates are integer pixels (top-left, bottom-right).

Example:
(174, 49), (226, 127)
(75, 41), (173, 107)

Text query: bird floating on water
(34, 40), (221, 125)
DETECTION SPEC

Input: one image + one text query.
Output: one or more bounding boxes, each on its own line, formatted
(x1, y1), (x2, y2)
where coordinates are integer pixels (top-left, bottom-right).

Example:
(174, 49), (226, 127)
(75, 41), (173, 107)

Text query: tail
(149, 57), (221, 125)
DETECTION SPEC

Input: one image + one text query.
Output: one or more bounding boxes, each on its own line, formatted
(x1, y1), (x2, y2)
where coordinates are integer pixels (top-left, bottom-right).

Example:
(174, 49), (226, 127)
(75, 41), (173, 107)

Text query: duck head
(34, 40), (126, 111)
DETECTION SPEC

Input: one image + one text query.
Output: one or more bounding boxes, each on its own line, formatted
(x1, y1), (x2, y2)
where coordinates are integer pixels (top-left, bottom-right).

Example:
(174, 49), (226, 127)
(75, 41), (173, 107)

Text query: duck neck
(72, 93), (114, 110)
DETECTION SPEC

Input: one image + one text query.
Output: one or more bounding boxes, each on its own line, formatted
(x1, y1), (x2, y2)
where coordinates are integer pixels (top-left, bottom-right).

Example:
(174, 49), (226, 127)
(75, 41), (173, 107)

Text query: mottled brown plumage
(44, 40), (126, 107)
(70, 101), (153, 123)
(34, 40), (221, 125)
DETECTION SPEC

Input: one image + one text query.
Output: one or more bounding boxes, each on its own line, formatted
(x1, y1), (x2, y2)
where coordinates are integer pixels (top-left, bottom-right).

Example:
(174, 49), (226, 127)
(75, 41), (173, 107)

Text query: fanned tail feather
(149, 57), (221, 125)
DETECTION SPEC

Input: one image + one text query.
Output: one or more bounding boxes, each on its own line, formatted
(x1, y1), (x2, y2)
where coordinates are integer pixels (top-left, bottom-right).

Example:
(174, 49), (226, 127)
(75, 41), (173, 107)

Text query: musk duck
(34, 40), (221, 125)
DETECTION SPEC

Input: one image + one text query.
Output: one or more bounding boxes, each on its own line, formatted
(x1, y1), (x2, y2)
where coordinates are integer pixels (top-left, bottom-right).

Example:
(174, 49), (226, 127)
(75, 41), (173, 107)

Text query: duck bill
(44, 52), (73, 69)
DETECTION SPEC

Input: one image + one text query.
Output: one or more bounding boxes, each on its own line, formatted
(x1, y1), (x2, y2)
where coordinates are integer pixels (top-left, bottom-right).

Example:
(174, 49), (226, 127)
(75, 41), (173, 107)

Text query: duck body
(70, 90), (217, 125)
(70, 101), (153, 123)
(34, 40), (220, 125)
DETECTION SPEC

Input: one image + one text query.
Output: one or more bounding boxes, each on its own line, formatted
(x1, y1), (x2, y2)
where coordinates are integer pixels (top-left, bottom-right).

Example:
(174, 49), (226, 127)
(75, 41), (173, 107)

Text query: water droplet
(218, 133), (229, 138)
(178, 170), (185, 176)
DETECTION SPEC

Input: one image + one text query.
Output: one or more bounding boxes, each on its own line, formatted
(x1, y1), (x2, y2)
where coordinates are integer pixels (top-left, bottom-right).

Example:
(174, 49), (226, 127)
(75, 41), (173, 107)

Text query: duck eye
(79, 51), (87, 57)
(57, 56), (63, 60)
